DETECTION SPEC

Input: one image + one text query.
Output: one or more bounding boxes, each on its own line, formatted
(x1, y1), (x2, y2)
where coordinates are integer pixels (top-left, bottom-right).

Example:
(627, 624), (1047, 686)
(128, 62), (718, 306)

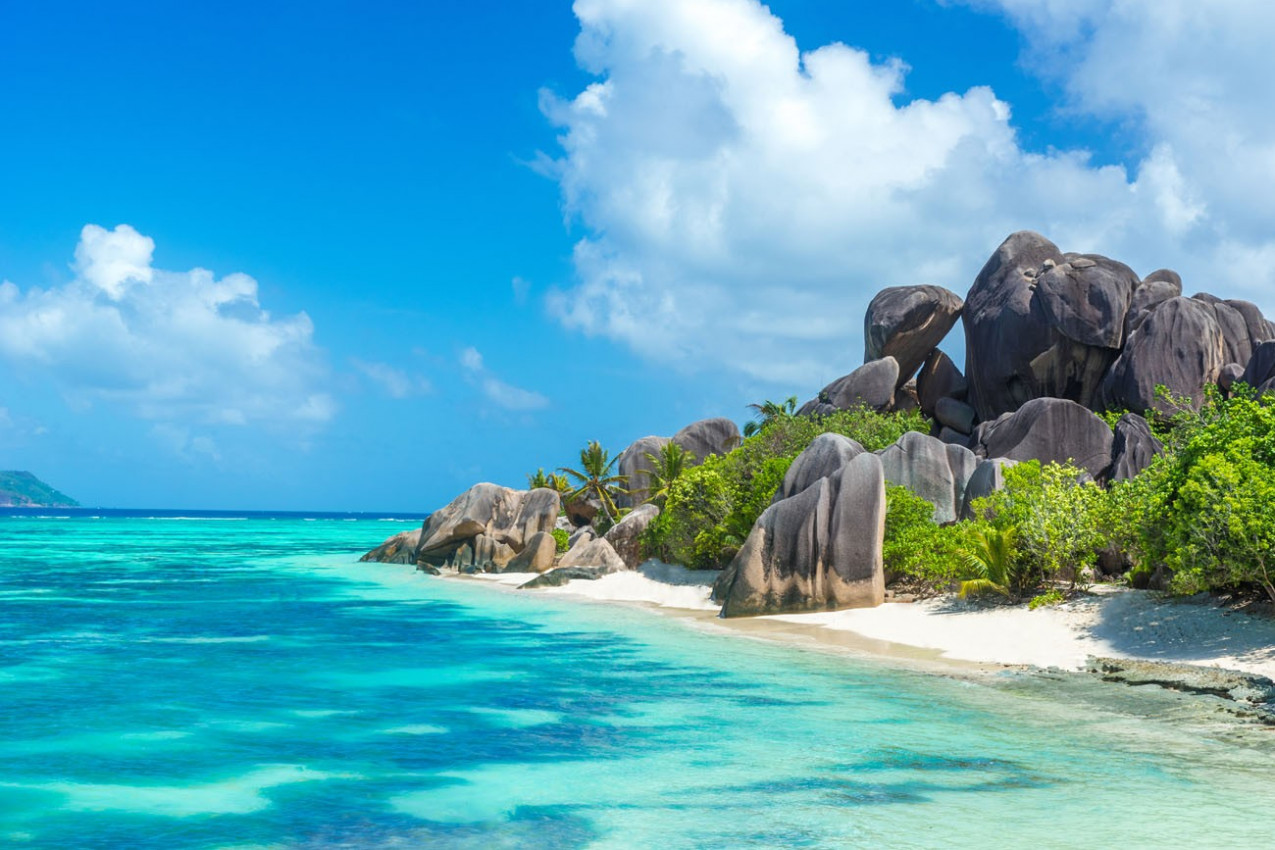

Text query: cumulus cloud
(458, 346), (549, 411)
(0, 224), (333, 426)
(542, 0), (1275, 387)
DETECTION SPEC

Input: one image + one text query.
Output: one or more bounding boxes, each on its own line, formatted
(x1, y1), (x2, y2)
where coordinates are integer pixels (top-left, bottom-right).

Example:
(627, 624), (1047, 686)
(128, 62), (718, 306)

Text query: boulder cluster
(365, 231), (1275, 618)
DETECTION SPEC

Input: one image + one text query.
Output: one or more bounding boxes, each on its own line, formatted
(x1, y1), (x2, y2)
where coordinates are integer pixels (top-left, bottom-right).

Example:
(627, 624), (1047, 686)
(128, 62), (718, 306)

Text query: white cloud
(542, 0), (1275, 388)
(352, 358), (432, 399)
(0, 224), (333, 426)
(458, 346), (549, 411)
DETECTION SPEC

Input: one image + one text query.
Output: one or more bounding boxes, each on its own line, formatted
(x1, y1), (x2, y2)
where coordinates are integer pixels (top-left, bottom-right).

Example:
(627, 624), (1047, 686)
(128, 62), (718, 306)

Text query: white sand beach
(471, 567), (1275, 679)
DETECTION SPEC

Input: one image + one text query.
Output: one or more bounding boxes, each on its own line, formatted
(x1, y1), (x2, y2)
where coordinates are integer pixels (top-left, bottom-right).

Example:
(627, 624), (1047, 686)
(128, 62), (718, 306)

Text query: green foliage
(1028, 588), (1066, 610)
(643, 442), (694, 506)
(1128, 393), (1275, 602)
(742, 396), (798, 438)
(528, 468), (574, 501)
(641, 406), (928, 569)
(551, 527), (570, 554)
(883, 486), (973, 586)
(957, 525), (1021, 599)
(969, 461), (1106, 593)
(559, 440), (628, 524)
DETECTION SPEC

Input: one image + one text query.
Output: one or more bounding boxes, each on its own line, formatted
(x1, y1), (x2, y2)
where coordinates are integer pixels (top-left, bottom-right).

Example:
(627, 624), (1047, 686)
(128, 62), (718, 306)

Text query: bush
(551, 528), (570, 553)
(883, 485), (975, 587)
(1028, 589), (1066, 610)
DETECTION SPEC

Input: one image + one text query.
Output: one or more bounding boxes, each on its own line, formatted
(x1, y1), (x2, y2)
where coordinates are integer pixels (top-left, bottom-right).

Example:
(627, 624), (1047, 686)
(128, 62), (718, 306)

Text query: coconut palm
(958, 526), (1021, 600)
(558, 441), (628, 523)
(643, 442), (694, 506)
(743, 396), (799, 437)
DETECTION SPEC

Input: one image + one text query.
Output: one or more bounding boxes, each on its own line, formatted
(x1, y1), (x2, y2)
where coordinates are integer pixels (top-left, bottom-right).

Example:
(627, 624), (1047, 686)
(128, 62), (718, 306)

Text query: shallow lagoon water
(2, 514), (1273, 848)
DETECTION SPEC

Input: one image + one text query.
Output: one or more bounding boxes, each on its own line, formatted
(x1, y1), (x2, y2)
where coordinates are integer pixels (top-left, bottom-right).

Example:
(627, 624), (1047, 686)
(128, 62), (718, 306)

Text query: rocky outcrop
(776, 433), (864, 501)
(519, 565), (616, 589)
(973, 398), (1114, 477)
(959, 458), (1016, 520)
(877, 431), (977, 524)
(964, 232), (1135, 420)
(672, 418), (741, 462)
(504, 530), (557, 573)
(1100, 297), (1225, 415)
(558, 537), (627, 572)
(616, 435), (670, 508)
(800, 357), (899, 415)
(604, 504), (660, 569)
(916, 350), (967, 418)
(415, 484), (560, 561)
(359, 528), (421, 564)
(713, 453), (885, 617)
(1086, 657), (1275, 708)
(1240, 341), (1275, 393)
(863, 285), (963, 385)
(1125, 273), (1182, 337)
(1107, 413), (1163, 483)
(934, 397), (976, 435)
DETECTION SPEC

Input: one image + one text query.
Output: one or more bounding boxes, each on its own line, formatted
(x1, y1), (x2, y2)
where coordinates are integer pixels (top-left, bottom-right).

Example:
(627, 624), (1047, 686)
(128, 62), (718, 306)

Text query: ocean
(2, 511), (1273, 849)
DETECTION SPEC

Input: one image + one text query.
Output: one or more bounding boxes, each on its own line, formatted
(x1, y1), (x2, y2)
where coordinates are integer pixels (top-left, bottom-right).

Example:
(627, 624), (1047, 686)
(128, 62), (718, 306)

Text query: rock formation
(775, 433), (864, 501)
(877, 431), (978, 524)
(713, 453), (885, 617)
(915, 350), (967, 418)
(973, 398), (1114, 477)
(1107, 413), (1163, 483)
(863, 285), (963, 386)
(1100, 297), (1225, 415)
(558, 537), (627, 573)
(799, 357), (899, 415)
(604, 503), (660, 569)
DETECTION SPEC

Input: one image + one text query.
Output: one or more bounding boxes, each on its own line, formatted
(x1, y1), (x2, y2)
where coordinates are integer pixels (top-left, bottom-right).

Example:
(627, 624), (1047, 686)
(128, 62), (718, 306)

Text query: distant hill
(0, 471), (80, 507)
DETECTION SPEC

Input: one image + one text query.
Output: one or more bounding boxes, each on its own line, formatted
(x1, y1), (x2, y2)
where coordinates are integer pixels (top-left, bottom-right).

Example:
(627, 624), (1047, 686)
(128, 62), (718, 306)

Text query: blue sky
(2, 0), (1273, 510)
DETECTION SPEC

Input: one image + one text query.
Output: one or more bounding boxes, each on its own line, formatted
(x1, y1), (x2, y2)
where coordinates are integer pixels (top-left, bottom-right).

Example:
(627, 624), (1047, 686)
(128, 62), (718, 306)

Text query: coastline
(454, 565), (1275, 684)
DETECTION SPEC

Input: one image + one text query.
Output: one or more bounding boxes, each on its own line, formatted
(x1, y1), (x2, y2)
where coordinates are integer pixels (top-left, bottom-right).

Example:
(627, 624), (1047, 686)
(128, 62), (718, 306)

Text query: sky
(3, 0), (1275, 511)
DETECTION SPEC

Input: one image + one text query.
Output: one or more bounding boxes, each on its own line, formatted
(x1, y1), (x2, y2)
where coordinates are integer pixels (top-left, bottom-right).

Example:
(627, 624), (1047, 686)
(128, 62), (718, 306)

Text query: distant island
(0, 471), (80, 508)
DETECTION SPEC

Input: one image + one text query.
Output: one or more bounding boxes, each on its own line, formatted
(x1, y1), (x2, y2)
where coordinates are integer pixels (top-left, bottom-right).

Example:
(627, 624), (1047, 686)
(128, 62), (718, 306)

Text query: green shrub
(1028, 588), (1066, 610)
(551, 528), (570, 553)
(883, 485), (979, 588)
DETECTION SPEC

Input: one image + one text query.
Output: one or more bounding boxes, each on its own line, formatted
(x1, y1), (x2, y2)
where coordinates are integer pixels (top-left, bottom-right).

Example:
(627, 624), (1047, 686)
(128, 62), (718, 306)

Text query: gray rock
(806, 357), (899, 414)
(1203, 298), (1254, 366)
(416, 484), (561, 563)
(672, 417), (741, 463)
(974, 398), (1114, 477)
(1086, 657), (1275, 707)
(776, 433), (864, 501)
(863, 285), (964, 385)
(713, 453), (885, 617)
(878, 431), (976, 524)
(1225, 299), (1275, 345)
(893, 379), (920, 413)
(616, 435), (671, 508)
(1218, 362), (1245, 392)
(1125, 274), (1182, 337)
(568, 524), (597, 549)
(604, 504), (660, 569)
(934, 397), (976, 434)
(360, 528), (422, 564)
(915, 349), (967, 417)
(964, 232), (1128, 419)
(1107, 413), (1163, 483)
(558, 537), (627, 572)
(1240, 340), (1275, 393)
(519, 565), (616, 589)
(1101, 297), (1225, 415)
(564, 495), (601, 528)
(959, 458), (1016, 520)
(938, 427), (972, 447)
(504, 530), (557, 573)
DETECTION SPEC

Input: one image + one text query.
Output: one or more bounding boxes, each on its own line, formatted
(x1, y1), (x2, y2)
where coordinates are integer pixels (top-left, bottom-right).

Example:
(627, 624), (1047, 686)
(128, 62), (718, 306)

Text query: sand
(472, 566), (1275, 679)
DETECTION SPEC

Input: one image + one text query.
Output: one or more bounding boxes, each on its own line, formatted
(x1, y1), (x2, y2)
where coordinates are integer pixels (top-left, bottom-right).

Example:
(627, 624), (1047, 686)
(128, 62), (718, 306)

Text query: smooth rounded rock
(1107, 413), (1163, 483)
(1101, 297), (1225, 415)
(975, 398), (1114, 477)
(616, 435), (670, 508)
(604, 503), (660, 569)
(916, 349), (967, 417)
(934, 396), (977, 435)
(777, 433), (865, 502)
(863, 285), (964, 385)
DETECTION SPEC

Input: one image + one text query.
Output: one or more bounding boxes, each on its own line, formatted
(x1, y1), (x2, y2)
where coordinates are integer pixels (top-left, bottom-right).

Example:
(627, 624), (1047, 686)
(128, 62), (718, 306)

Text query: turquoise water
(2, 515), (1273, 849)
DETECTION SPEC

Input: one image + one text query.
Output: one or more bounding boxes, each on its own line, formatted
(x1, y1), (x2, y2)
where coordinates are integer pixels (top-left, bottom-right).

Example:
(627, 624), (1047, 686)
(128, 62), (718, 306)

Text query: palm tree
(743, 396), (799, 437)
(958, 526), (1021, 600)
(643, 442), (694, 506)
(527, 468), (552, 489)
(558, 441), (629, 523)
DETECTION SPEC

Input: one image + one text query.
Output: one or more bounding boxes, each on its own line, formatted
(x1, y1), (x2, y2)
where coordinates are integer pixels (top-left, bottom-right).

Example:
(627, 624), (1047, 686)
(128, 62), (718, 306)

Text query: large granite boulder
(863, 285), (964, 385)
(1107, 413), (1163, 483)
(776, 433), (864, 501)
(964, 232), (1134, 419)
(1124, 271), (1182, 337)
(415, 484), (560, 564)
(1198, 297), (1254, 367)
(564, 495), (601, 528)
(934, 397), (976, 434)
(672, 418), (741, 463)
(1100, 297), (1225, 415)
(973, 398), (1114, 477)
(360, 528), (422, 564)
(616, 435), (670, 508)
(503, 530), (557, 573)
(877, 431), (977, 524)
(429, 533), (516, 572)
(800, 357), (899, 415)
(959, 458), (1016, 520)
(713, 453), (885, 617)
(1240, 340), (1275, 393)
(1226, 299), (1275, 347)
(558, 537), (627, 572)
(604, 504), (660, 569)
(916, 349), (967, 417)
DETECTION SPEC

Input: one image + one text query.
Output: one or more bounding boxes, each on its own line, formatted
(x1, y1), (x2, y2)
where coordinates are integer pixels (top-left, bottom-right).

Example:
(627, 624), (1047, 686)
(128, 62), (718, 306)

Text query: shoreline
(452, 565), (1275, 687)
